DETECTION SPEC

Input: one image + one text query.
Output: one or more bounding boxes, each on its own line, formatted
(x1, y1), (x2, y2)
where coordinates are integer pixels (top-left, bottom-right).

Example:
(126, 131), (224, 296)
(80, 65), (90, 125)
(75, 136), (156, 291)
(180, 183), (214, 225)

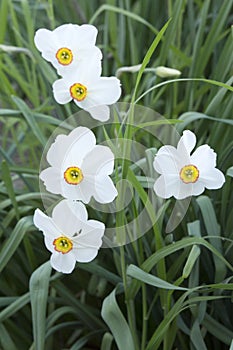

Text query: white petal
(77, 77), (121, 110)
(61, 129), (96, 170)
(173, 181), (203, 199)
(190, 145), (217, 170)
(40, 167), (62, 194)
(85, 105), (110, 121)
(153, 146), (180, 175)
(50, 251), (76, 274)
(34, 28), (56, 53)
(75, 220), (105, 248)
(61, 177), (95, 203)
(89, 77), (121, 104)
(55, 24), (99, 51)
(33, 209), (57, 237)
(76, 24), (98, 46)
(52, 79), (72, 105)
(74, 247), (98, 263)
(189, 182), (205, 196)
(82, 145), (114, 175)
(56, 46), (102, 76)
(44, 236), (55, 254)
(46, 127), (96, 168)
(93, 175), (118, 203)
(52, 199), (88, 235)
(153, 174), (180, 199)
(62, 54), (102, 84)
(33, 209), (58, 253)
(177, 130), (196, 160)
(53, 23), (79, 46)
(46, 134), (67, 167)
(200, 168), (225, 189)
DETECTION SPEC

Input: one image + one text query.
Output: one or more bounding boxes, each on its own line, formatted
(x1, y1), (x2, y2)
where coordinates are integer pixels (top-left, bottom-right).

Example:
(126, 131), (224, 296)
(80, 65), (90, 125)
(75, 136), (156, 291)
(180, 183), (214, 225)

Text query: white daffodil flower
(40, 126), (118, 204)
(33, 199), (105, 274)
(52, 56), (121, 121)
(153, 130), (225, 199)
(34, 23), (102, 75)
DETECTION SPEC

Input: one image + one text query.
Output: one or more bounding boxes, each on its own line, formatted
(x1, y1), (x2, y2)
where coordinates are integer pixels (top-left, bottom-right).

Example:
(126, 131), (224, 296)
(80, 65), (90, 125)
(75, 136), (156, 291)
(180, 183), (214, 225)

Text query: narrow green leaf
(203, 313), (233, 345)
(136, 78), (233, 103)
(69, 331), (102, 350)
(29, 261), (52, 350)
(101, 288), (135, 350)
(177, 111), (233, 132)
(0, 216), (33, 274)
(196, 196), (227, 282)
(146, 291), (191, 350)
(0, 323), (18, 350)
(132, 18), (171, 103)
(89, 4), (158, 34)
(46, 306), (78, 329)
(78, 261), (121, 285)
(1, 160), (20, 220)
(190, 319), (208, 350)
(227, 166), (233, 177)
(101, 332), (113, 350)
(0, 0), (8, 43)
(127, 265), (188, 290)
(159, 0), (185, 64)
(129, 236), (233, 299)
(11, 95), (46, 145)
(143, 237), (233, 274)
(182, 245), (201, 279)
(54, 281), (105, 329)
(0, 293), (30, 322)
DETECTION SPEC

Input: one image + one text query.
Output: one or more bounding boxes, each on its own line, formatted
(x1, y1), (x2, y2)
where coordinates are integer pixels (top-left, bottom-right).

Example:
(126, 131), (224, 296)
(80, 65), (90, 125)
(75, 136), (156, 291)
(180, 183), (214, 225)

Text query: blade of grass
(29, 261), (52, 350)
(12, 96), (46, 145)
(196, 196), (227, 282)
(127, 265), (188, 291)
(101, 287), (135, 350)
(0, 216), (33, 274)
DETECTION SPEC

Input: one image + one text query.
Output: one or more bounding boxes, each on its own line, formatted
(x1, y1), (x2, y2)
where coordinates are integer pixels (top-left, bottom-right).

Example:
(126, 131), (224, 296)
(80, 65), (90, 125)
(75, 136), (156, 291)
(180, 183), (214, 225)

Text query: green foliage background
(0, 0), (233, 349)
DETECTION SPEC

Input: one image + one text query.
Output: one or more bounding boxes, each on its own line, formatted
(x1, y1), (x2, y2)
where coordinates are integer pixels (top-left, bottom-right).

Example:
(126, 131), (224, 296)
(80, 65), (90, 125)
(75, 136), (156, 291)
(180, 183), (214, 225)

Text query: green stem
(119, 245), (140, 350)
(141, 283), (147, 350)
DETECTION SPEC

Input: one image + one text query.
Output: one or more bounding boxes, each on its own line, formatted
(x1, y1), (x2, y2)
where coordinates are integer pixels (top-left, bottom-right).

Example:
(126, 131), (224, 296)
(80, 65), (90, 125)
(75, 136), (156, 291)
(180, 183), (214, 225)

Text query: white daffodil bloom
(40, 126), (118, 204)
(34, 23), (102, 75)
(153, 130), (225, 199)
(52, 57), (121, 121)
(33, 200), (105, 273)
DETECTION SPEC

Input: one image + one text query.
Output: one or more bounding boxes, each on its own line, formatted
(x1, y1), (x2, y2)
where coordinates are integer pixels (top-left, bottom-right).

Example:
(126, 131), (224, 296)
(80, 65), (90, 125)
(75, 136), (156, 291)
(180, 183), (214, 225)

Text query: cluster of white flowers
(33, 23), (226, 274)
(33, 23), (120, 273)
(34, 23), (121, 121)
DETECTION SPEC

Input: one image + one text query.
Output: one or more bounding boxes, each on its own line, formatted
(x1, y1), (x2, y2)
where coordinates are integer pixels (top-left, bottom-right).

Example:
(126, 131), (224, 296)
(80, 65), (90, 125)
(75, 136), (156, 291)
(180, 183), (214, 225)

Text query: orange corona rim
(70, 83), (87, 101)
(64, 166), (84, 185)
(55, 47), (73, 65)
(53, 236), (73, 254)
(180, 164), (199, 184)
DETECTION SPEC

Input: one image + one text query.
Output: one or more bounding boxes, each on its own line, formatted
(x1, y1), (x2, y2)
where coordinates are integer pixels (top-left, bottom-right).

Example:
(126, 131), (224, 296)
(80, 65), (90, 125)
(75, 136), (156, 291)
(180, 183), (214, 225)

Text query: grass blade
(0, 216), (33, 274)
(127, 265), (188, 290)
(101, 288), (135, 350)
(11, 96), (46, 145)
(29, 261), (52, 350)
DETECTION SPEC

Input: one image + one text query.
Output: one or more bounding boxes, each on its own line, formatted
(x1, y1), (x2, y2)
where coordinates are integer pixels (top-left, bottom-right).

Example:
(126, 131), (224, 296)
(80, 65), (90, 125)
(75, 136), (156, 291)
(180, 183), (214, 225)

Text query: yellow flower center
(180, 164), (199, 184)
(56, 47), (73, 65)
(53, 236), (73, 254)
(70, 83), (87, 101)
(64, 166), (83, 185)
